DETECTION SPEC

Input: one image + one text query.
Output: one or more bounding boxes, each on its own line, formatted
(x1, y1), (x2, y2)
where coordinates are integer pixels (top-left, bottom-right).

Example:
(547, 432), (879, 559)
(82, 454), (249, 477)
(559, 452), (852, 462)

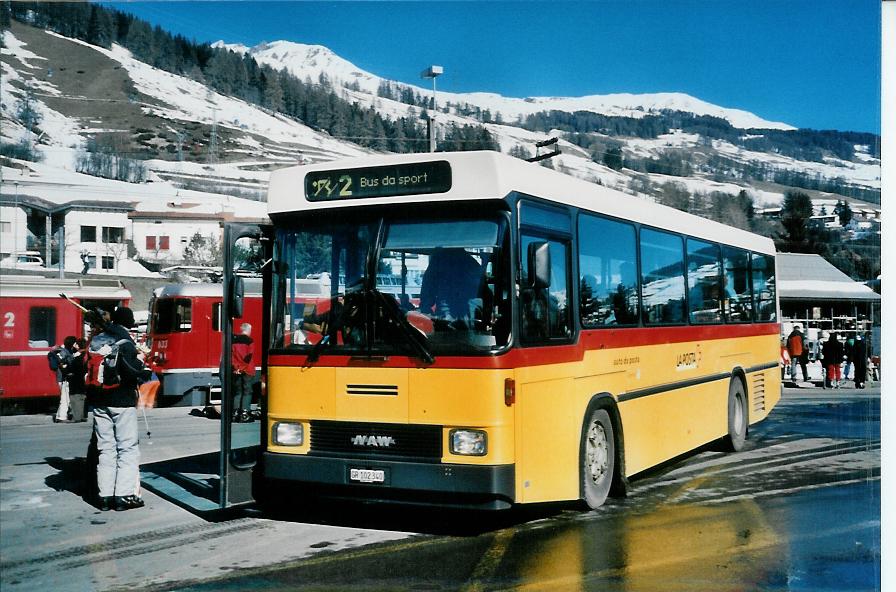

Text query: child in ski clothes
(821, 332), (844, 389)
(89, 307), (151, 511)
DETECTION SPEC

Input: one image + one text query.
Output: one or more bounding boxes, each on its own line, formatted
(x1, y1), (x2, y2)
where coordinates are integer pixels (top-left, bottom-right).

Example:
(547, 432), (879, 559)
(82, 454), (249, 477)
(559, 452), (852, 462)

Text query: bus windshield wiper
(306, 334), (330, 363)
(371, 288), (435, 364)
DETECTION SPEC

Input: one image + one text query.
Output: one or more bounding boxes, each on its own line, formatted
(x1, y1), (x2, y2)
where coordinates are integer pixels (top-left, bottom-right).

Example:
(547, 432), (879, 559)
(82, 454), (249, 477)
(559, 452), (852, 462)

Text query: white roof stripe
(268, 151), (775, 254)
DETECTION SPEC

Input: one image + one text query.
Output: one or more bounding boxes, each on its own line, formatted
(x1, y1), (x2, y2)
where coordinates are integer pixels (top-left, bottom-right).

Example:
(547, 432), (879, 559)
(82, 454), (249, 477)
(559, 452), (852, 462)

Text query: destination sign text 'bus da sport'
(305, 161), (452, 201)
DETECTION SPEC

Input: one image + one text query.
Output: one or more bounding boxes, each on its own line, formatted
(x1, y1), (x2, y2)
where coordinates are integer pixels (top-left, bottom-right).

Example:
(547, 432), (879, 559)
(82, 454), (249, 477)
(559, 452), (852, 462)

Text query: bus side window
(29, 306), (56, 348)
(578, 214), (638, 327)
(722, 246), (753, 323)
(520, 234), (571, 342)
(752, 253), (776, 322)
(640, 229), (686, 325)
(686, 239), (722, 324)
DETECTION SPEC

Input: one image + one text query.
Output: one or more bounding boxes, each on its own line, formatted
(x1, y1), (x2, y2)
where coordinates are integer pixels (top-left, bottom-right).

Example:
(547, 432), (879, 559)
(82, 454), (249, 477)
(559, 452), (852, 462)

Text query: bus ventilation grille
(752, 374), (766, 413)
(310, 420), (442, 460)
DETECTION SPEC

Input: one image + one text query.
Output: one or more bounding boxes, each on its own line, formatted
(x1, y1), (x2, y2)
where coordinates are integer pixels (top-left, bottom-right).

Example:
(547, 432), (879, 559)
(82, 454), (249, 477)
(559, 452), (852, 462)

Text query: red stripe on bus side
(268, 323), (780, 370)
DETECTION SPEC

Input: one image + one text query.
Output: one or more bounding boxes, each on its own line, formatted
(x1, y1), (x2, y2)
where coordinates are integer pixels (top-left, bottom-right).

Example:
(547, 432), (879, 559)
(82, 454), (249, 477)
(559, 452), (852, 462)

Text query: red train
(148, 280), (263, 406)
(0, 275), (131, 401)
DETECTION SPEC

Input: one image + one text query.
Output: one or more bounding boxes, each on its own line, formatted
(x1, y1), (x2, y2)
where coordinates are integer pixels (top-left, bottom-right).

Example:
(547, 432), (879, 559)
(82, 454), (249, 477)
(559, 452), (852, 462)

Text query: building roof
(777, 253), (880, 302)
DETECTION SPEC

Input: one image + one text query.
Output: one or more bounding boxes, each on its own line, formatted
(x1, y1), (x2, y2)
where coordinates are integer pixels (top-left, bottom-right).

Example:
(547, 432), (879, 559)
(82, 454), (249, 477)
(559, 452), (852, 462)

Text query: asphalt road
(0, 387), (881, 591)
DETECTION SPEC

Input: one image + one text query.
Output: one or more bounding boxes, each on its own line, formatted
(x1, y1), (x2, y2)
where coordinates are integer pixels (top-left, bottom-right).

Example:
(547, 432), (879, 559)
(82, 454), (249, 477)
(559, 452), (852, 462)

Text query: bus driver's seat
(419, 248), (483, 324)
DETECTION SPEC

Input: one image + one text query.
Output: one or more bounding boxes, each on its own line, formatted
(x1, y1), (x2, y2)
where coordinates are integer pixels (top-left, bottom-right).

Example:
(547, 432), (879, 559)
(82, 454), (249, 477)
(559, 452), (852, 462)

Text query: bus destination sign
(305, 161), (452, 201)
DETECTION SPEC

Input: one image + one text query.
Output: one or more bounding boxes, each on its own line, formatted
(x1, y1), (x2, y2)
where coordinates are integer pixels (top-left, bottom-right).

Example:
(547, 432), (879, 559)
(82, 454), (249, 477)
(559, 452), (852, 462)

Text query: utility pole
(421, 66), (443, 153)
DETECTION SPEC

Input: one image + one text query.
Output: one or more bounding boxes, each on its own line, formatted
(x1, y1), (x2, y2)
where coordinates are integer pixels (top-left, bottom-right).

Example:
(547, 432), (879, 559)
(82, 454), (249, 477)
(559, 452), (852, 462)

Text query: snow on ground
(712, 139), (881, 190)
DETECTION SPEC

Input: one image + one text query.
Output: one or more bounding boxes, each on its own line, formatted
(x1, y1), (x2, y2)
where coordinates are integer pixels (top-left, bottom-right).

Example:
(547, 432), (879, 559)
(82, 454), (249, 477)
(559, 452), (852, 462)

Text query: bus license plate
(349, 468), (385, 484)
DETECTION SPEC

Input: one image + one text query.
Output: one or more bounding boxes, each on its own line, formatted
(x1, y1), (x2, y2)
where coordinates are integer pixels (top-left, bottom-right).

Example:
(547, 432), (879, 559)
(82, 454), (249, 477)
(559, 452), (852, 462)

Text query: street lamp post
(421, 65), (443, 153)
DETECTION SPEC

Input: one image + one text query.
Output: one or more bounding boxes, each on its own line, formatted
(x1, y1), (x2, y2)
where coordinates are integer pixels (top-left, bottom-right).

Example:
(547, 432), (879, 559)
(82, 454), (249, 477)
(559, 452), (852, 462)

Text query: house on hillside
(129, 200), (268, 267)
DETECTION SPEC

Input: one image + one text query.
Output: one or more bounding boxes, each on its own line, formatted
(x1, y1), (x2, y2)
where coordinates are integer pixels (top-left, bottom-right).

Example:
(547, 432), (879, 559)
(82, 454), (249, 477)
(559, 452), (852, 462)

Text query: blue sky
(106, 1), (881, 133)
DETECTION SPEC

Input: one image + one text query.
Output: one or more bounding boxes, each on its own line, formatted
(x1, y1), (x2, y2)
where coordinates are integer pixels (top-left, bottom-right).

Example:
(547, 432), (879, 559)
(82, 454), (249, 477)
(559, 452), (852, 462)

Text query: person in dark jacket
(67, 337), (88, 422)
(821, 332), (844, 389)
(231, 323), (255, 423)
(90, 306), (151, 511)
(50, 336), (77, 423)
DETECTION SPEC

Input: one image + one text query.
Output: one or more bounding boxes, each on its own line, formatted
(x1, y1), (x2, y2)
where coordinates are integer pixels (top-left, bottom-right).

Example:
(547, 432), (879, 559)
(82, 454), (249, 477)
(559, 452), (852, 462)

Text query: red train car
(0, 275), (131, 401)
(148, 280), (263, 406)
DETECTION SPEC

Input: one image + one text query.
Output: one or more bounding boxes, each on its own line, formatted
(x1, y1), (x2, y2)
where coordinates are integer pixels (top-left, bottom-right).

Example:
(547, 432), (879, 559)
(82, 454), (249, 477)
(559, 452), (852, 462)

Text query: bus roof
(0, 275), (131, 300)
(268, 151), (775, 255)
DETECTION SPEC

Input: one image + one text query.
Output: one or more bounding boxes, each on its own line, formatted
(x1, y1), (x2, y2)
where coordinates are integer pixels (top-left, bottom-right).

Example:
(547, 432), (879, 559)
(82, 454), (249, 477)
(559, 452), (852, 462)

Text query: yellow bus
(255, 150), (780, 510)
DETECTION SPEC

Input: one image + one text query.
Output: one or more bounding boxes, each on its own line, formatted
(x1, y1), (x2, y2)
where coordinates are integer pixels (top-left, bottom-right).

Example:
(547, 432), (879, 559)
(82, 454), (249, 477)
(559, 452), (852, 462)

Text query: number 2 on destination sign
(338, 175), (353, 196)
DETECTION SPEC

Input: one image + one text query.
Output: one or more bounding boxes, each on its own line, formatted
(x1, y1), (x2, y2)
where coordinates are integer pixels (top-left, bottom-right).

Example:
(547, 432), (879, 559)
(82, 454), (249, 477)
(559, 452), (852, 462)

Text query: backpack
(86, 338), (131, 390)
(47, 349), (60, 372)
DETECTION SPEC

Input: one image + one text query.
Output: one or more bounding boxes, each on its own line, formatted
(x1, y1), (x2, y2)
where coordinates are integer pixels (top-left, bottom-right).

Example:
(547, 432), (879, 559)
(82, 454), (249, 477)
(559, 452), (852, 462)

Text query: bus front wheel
(725, 378), (748, 452)
(581, 408), (615, 510)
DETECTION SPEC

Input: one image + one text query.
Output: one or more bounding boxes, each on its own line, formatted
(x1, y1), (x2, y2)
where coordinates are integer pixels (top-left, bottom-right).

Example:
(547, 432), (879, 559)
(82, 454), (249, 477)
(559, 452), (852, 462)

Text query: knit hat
(111, 306), (135, 328)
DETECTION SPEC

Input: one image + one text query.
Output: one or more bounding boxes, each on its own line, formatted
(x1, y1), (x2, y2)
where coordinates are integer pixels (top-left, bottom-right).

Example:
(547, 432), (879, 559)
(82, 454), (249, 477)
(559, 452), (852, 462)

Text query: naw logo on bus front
(351, 435), (397, 448)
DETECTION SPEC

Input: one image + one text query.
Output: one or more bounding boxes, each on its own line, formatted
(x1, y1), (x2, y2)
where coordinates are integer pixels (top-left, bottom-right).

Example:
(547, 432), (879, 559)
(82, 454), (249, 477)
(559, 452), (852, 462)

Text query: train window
(29, 307), (56, 347)
(154, 298), (192, 333)
(212, 302), (223, 332)
(640, 228), (686, 325)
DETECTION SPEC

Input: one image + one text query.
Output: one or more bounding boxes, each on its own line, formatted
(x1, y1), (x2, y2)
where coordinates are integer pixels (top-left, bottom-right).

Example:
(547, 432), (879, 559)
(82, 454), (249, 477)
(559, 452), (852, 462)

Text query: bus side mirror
(527, 242), (551, 289)
(231, 276), (244, 318)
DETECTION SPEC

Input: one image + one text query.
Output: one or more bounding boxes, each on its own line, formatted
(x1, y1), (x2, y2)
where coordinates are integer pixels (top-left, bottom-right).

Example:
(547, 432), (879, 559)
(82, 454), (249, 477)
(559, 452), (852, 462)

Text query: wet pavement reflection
(169, 392), (879, 591)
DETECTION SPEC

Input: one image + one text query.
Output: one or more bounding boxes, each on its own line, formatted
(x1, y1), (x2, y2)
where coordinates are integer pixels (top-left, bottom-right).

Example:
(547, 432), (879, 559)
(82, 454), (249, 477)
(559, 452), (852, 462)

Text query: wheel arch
(579, 393), (629, 499)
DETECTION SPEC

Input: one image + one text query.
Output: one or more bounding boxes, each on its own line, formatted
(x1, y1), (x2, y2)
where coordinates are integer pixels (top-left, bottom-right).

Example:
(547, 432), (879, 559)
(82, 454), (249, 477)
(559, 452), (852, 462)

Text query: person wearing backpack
(88, 306), (151, 511)
(49, 336), (77, 423)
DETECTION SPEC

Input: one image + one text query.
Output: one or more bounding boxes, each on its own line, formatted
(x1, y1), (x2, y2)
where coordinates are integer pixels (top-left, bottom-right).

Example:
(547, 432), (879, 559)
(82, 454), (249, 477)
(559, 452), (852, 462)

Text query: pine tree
(779, 191), (815, 251)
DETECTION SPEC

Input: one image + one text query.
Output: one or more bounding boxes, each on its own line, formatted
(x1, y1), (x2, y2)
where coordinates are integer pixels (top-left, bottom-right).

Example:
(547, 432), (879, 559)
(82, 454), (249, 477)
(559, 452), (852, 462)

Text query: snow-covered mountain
(1, 19), (880, 233)
(221, 40), (796, 131)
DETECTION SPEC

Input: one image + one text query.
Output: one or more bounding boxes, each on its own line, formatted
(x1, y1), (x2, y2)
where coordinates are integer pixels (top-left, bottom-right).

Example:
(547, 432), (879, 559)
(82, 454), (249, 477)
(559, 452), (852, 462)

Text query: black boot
(114, 495), (145, 511)
(98, 496), (113, 511)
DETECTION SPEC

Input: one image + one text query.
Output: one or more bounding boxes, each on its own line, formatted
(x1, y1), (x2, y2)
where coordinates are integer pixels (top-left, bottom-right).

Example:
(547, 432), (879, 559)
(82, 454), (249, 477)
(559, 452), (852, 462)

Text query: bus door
(220, 223), (272, 508)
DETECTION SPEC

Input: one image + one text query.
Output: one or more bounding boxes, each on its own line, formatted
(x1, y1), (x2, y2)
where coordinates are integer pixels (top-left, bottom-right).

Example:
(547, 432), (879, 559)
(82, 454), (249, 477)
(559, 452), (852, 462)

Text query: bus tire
(581, 408), (615, 510)
(725, 377), (748, 452)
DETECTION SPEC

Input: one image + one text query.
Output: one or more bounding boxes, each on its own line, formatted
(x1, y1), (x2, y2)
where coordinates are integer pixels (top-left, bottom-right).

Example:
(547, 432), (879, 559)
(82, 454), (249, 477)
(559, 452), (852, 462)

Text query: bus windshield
(271, 213), (510, 357)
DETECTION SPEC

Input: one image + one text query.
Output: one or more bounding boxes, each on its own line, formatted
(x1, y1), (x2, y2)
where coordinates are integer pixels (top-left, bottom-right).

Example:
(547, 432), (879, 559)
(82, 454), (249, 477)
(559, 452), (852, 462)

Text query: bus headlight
(450, 429), (487, 456)
(273, 422), (304, 446)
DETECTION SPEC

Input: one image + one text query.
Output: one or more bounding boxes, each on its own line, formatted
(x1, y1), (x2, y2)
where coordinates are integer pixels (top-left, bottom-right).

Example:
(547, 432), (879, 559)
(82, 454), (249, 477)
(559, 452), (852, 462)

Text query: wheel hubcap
(586, 421), (609, 484)
(734, 393), (745, 436)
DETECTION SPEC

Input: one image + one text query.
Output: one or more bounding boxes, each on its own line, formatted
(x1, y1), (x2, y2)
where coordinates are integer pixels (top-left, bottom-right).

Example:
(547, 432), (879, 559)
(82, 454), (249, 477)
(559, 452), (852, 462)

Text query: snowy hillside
(1, 19), (881, 228)
(224, 40), (796, 131)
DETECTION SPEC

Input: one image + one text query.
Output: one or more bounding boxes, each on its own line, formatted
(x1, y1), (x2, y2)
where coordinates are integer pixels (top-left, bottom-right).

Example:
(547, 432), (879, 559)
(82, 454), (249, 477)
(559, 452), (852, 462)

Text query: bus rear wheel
(581, 408), (615, 510)
(725, 378), (748, 452)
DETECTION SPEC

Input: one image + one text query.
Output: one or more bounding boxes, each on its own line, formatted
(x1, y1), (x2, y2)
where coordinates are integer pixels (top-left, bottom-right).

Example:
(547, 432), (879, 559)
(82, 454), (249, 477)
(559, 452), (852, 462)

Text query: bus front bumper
(261, 452), (516, 510)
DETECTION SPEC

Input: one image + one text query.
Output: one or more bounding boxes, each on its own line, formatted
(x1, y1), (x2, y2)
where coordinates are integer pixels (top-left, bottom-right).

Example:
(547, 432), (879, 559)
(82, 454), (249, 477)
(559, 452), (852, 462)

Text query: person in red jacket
(231, 322), (255, 423)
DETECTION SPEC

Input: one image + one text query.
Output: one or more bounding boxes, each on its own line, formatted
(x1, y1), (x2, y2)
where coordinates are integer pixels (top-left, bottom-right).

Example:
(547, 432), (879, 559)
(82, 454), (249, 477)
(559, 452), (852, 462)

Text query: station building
(777, 252), (881, 360)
